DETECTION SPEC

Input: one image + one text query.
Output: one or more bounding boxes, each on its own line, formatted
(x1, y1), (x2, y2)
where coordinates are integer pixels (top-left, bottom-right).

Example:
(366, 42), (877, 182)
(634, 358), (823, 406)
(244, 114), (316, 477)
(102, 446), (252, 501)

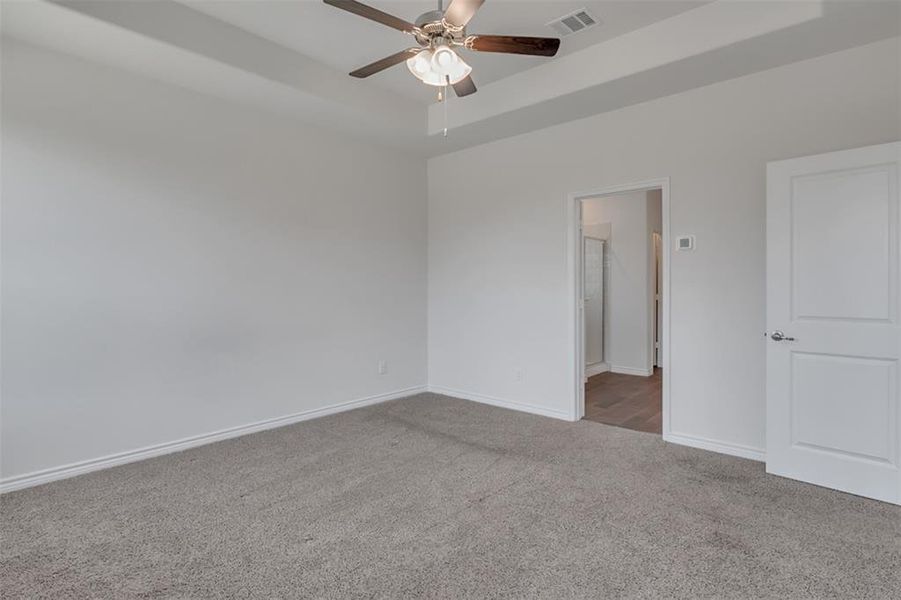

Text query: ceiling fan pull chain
(443, 78), (449, 138)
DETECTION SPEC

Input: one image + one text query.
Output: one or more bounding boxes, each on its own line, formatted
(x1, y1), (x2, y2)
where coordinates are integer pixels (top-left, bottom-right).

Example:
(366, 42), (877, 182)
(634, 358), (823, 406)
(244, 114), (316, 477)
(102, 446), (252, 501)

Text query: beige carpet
(2, 393), (899, 599)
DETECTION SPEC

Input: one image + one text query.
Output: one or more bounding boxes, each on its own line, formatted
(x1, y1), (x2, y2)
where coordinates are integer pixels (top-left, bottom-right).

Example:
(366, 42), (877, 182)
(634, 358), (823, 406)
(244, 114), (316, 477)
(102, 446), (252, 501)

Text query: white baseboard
(428, 385), (572, 421)
(585, 362), (610, 377)
(663, 432), (765, 462)
(2, 385), (765, 493)
(0, 385), (428, 494)
(610, 365), (654, 377)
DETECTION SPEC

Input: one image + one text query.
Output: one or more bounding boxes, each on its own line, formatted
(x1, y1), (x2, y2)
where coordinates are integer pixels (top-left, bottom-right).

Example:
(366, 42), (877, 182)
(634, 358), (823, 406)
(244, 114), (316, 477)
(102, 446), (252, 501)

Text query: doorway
(569, 179), (670, 435)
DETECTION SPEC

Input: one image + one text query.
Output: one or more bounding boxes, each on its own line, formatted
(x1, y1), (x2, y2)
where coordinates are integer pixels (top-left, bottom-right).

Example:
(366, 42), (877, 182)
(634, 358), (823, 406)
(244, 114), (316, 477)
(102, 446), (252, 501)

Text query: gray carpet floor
(2, 393), (900, 599)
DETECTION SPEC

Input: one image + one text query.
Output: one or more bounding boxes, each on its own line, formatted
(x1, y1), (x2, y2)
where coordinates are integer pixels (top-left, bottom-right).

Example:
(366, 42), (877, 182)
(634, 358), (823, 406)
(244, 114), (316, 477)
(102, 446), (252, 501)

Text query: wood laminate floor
(584, 368), (662, 434)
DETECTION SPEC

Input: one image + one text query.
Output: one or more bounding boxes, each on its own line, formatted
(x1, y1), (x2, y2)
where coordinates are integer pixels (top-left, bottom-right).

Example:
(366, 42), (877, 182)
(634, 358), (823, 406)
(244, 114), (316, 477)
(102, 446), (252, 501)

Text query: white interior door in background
(584, 237), (605, 369)
(767, 142), (901, 505)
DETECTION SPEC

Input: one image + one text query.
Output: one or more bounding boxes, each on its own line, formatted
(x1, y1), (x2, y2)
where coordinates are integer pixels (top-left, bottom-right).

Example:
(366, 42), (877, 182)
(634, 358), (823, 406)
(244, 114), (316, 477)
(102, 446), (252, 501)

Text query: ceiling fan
(323, 0), (561, 98)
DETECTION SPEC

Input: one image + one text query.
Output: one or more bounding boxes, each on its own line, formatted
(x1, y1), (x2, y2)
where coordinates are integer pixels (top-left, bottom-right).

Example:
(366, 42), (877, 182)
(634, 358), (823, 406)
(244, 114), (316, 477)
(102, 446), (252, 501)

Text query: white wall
(3, 35), (899, 485)
(0, 41), (428, 482)
(428, 38), (901, 455)
(582, 191), (655, 374)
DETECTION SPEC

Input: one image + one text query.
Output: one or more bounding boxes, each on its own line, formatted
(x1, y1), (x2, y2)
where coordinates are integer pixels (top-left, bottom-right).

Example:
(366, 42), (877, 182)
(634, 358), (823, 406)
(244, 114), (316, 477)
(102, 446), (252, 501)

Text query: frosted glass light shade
(406, 47), (472, 87)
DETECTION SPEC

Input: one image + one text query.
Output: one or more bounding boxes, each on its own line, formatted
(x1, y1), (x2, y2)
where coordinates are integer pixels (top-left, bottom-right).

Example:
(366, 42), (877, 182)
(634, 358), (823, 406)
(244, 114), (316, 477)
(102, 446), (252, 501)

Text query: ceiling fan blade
(466, 35), (560, 57)
(452, 75), (477, 97)
(350, 48), (418, 78)
(443, 0), (484, 29)
(323, 0), (415, 34)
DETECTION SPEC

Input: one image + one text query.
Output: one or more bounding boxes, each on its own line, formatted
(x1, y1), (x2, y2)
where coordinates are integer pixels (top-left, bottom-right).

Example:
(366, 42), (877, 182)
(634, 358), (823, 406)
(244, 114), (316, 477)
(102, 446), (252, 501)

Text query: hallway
(584, 369), (662, 434)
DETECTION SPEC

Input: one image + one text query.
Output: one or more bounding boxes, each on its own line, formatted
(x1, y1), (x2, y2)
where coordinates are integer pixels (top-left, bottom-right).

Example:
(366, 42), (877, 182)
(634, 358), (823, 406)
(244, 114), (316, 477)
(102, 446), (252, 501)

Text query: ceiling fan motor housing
(414, 10), (444, 28)
(414, 10), (465, 47)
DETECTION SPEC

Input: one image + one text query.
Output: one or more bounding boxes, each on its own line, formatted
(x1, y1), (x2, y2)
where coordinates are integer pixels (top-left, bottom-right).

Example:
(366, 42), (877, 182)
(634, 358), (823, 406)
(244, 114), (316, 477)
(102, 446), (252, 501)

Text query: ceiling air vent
(548, 8), (599, 37)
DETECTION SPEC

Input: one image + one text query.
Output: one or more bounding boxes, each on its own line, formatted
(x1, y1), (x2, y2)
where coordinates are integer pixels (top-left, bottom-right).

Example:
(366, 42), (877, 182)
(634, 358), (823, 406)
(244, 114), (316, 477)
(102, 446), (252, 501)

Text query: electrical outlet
(514, 368), (524, 382)
(378, 360), (388, 375)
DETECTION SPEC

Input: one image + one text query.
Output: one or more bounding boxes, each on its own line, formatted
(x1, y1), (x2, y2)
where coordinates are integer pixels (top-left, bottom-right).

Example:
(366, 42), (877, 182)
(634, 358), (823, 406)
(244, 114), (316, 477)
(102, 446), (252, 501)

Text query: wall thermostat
(676, 235), (695, 251)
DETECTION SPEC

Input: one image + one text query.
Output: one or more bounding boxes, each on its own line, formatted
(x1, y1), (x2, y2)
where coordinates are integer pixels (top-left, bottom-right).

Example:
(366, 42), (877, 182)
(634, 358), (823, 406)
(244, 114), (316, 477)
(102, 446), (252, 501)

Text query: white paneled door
(767, 142), (901, 505)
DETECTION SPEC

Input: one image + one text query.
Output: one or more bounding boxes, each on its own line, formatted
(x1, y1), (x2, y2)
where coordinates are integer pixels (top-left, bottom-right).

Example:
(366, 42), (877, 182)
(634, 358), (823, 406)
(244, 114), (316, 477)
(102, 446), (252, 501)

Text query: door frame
(567, 177), (671, 431)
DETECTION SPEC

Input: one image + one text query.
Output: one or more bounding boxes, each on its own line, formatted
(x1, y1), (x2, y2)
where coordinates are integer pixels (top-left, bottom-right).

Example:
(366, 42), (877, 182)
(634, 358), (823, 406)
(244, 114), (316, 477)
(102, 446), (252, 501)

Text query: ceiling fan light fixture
(448, 58), (473, 85)
(327, 0), (560, 98)
(406, 47), (471, 87)
(432, 45), (457, 70)
(410, 49), (433, 75)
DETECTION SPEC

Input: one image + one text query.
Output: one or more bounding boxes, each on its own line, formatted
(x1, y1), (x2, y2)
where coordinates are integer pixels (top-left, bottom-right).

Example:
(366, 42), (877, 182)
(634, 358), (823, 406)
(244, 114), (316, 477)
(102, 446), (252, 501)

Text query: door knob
(770, 330), (795, 342)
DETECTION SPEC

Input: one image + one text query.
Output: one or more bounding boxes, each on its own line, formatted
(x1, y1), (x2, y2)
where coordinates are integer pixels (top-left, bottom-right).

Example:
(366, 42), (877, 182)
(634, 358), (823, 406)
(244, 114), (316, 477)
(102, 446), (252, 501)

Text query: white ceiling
(3, 1), (898, 156)
(183, 0), (710, 104)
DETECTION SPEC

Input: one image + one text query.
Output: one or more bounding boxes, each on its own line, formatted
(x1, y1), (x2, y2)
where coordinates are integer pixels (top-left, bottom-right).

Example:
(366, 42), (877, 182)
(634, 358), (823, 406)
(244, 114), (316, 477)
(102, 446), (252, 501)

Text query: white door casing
(569, 178), (670, 426)
(766, 142), (901, 505)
